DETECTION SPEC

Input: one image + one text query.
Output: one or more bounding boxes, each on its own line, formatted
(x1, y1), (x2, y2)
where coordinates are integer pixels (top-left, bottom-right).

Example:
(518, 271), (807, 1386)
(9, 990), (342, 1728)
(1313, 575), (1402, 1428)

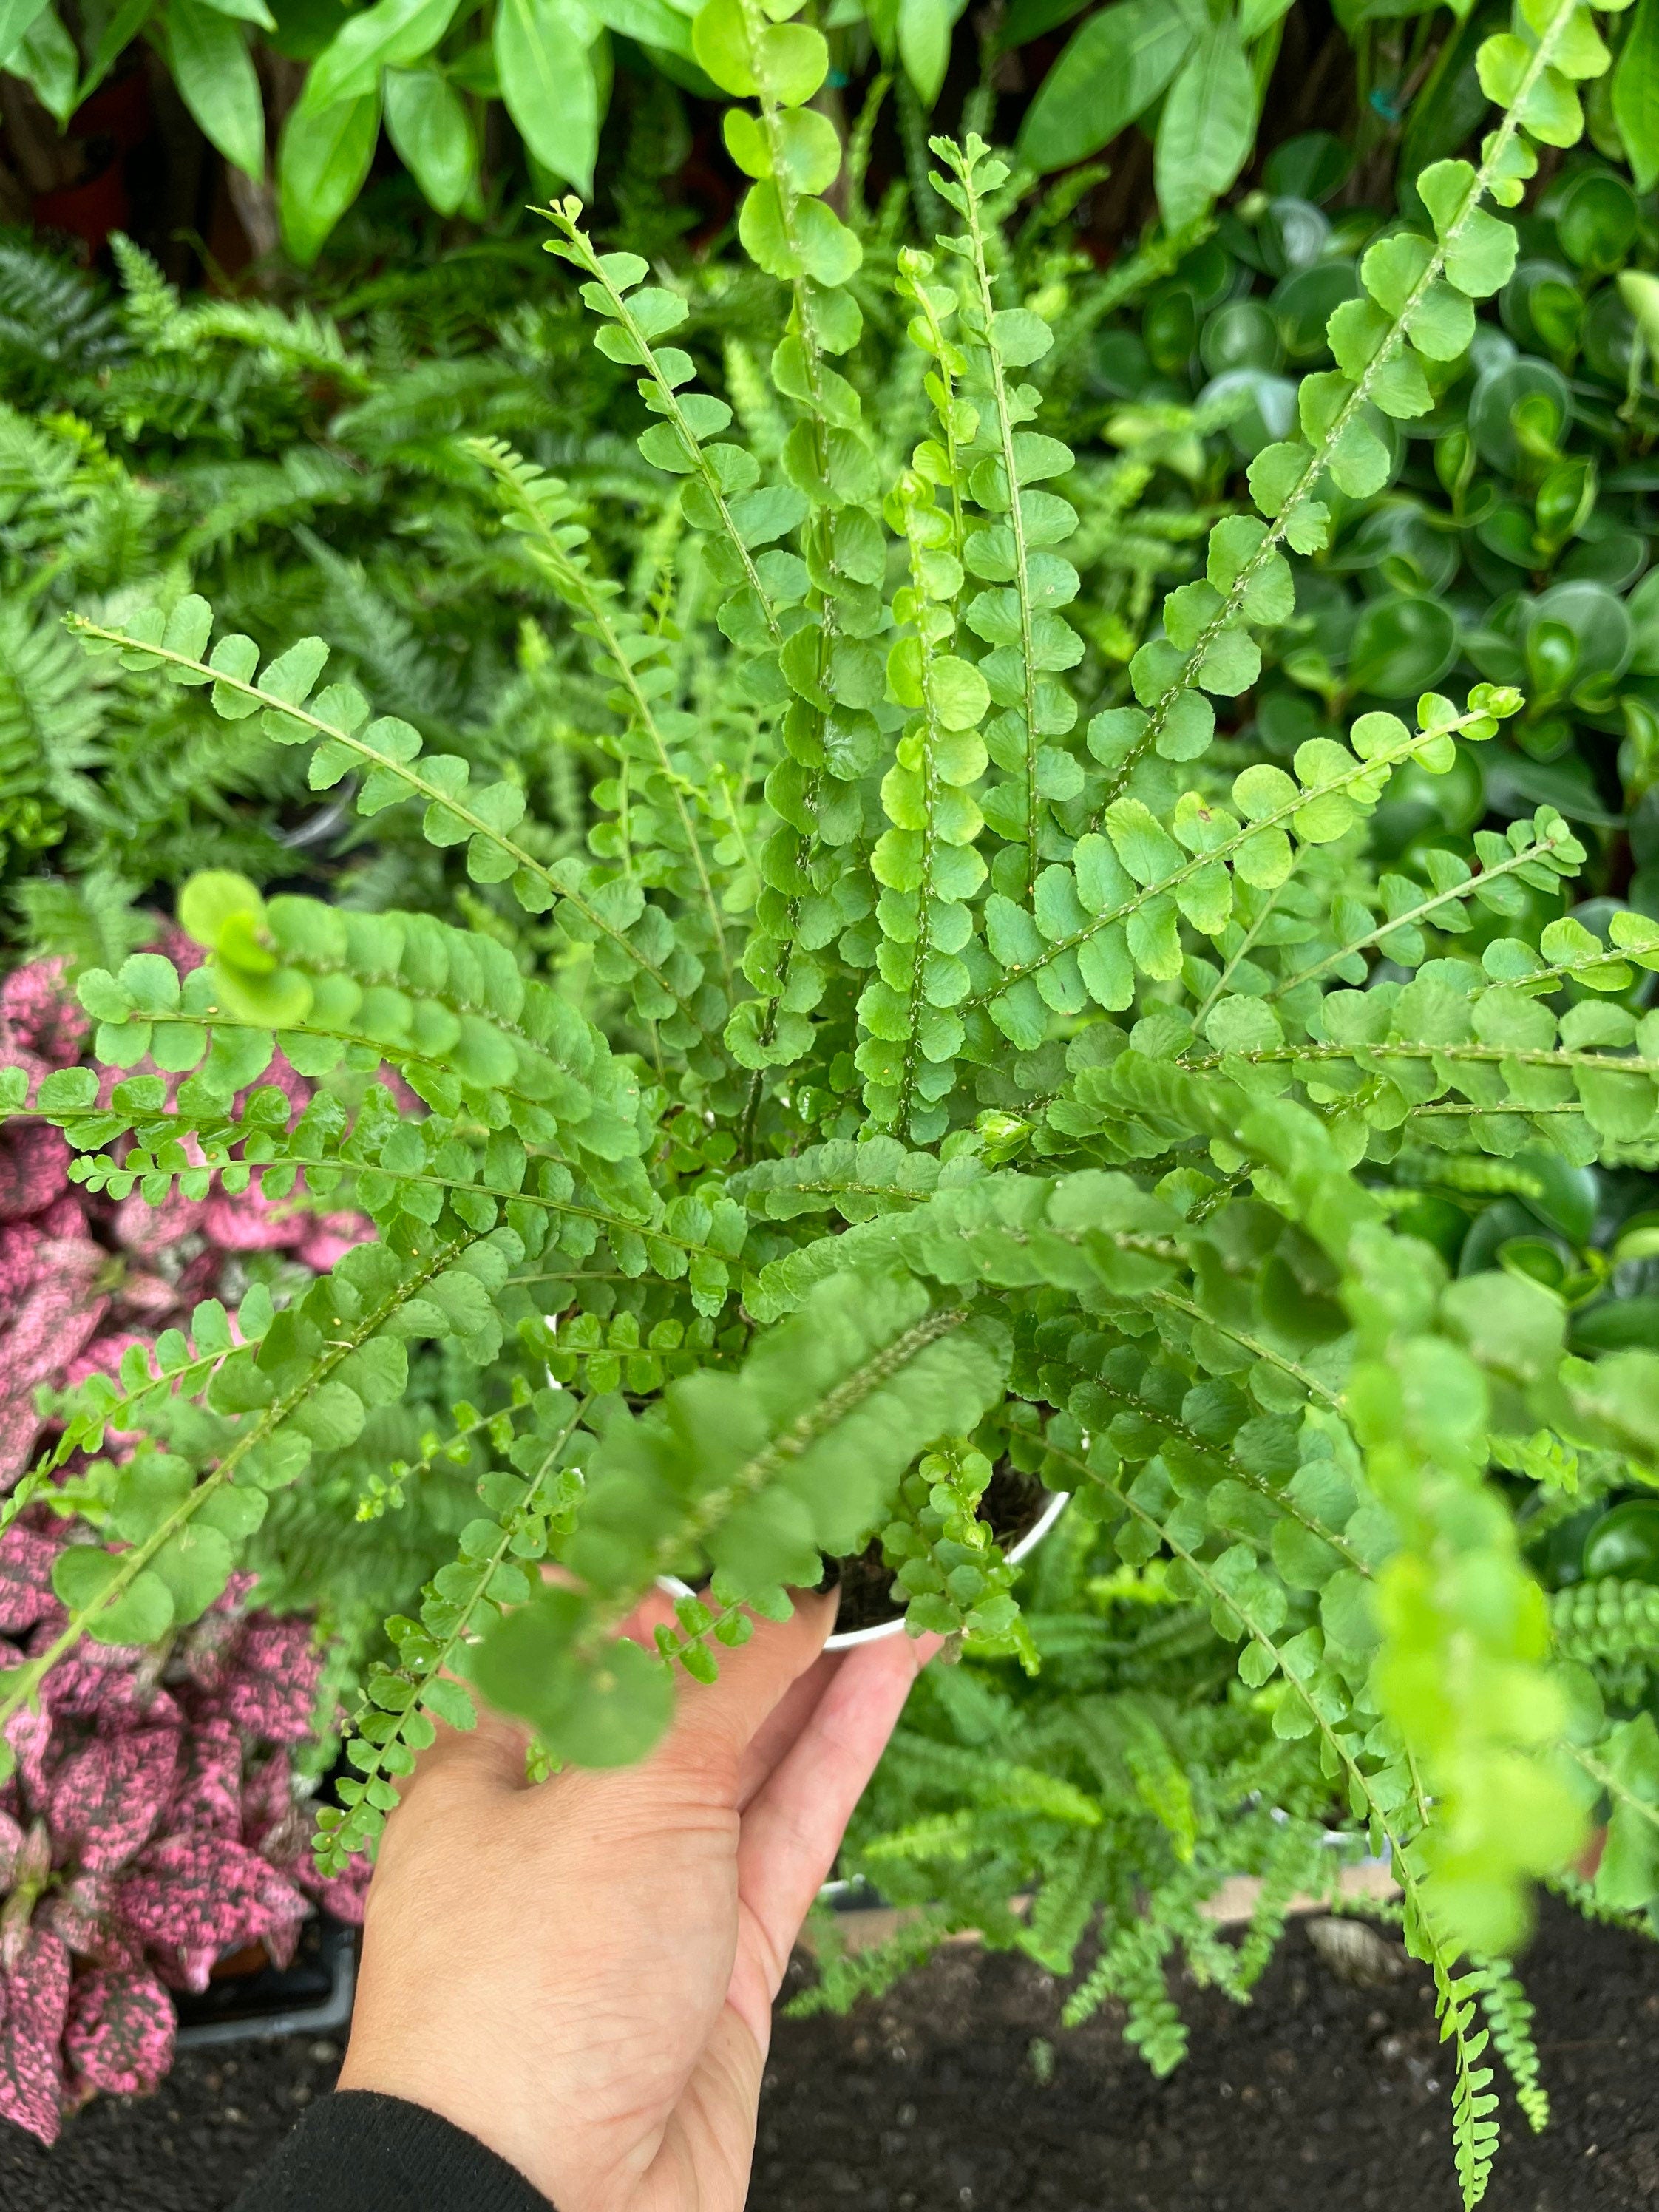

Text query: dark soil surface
(3, 1896), (1656, 2210)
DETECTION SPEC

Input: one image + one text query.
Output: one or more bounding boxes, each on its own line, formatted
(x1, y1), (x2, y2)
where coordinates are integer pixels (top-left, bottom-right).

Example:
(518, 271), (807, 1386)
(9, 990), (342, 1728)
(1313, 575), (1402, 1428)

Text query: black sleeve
(230, 2089), (555, 2212)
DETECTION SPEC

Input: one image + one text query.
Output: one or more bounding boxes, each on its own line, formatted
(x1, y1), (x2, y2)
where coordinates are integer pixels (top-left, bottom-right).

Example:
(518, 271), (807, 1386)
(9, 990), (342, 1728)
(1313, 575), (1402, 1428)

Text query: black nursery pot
(173, 1913), (357, 2050)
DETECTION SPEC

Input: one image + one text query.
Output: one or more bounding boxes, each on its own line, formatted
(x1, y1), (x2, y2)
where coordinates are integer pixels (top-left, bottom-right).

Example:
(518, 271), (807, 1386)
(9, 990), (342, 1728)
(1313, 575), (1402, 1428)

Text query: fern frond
(1474, 1957), (1548, 2132)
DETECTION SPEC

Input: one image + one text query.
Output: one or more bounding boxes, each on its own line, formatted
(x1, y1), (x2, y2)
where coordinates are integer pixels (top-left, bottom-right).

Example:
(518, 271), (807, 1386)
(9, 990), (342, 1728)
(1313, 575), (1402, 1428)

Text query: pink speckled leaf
(0, 1927), (69, 2144)
(4, 1703), (52, 1809)
(64, 1965), (174, 2097)
(239, 1750), (293, 1846)
(0, 961), (85, 1069)
(151, 1944), (219, 1996)
(116, 1833), (309, 1958)
(35, 1638), (177, 1734)
(263, 1918), (299, 1971)
(176, 1601), (245, 1694)
(308, 1855), (372, 1928)
(51, 1729), (180, 1873)
(0, 1401), (44, 1496)
(0, 1124), (70, 1225)
(115, 1272), (180, 1319)
(111, 1185), (210, 1263)
(0, 1520), (64, 1636)
(169, 1720), (242, 1839)
(0, 1808), (21, 1887)
(200, 1190), (305, 1254)
(38, 1871), (124, 1964)
(212, 1618), (320, 1745)
(0, 1225), (44, 1329)
(297, 1214), (370, 1272)
(0, 1240), (107, 1487)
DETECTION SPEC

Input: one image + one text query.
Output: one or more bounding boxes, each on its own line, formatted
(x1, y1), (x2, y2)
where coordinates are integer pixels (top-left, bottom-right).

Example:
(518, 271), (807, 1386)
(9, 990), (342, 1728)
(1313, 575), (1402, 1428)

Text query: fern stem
(1080, 1370), (1368, 1570)
(0, 1232), (472, 1741)
(319, 1391), (591, 1872)
(951, 152), (1044, 903)
(1143, 1289), (1344, 1408)
(469, 438), (733, 989)
(64, 617), (689, 1017)
(544, 216), (784, 648)
(1191, 873), (1297, 1025)
(1266, 824), (1577, 1001)
(969, 705), (1498, 1010)
(1184, 1042), (1659, 1080)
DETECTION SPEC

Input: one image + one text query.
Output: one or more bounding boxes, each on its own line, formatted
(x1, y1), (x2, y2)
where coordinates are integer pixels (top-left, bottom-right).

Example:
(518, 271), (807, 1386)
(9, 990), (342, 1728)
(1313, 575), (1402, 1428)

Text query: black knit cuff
(231, 2089), (554, 2212)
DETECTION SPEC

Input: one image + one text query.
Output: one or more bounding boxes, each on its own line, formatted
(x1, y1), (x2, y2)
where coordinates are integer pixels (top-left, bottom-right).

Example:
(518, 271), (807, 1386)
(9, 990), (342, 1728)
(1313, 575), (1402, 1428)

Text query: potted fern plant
(8, 0), (1659, 2197)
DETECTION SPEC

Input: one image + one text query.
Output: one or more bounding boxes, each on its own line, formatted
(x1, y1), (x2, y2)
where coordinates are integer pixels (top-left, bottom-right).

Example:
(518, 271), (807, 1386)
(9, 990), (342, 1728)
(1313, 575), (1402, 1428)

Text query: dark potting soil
(4, 1893), (1657, 2210)
(822, 1470), (1048, 1635)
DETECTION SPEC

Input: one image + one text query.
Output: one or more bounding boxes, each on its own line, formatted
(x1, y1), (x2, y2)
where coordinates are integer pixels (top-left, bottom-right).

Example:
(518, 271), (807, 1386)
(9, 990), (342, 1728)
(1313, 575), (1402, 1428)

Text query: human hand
(337, 1591), (934, 2211)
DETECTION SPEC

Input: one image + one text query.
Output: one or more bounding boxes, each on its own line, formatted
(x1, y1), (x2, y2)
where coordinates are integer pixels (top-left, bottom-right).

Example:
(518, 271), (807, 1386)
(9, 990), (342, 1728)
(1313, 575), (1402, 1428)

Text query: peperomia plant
(10, 0), (1659, 2196)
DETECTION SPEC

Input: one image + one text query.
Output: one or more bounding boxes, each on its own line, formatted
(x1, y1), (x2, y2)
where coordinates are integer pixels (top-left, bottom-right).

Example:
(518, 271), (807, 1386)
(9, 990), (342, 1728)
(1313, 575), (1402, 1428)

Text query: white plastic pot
(659, 1487), (1072, 1653)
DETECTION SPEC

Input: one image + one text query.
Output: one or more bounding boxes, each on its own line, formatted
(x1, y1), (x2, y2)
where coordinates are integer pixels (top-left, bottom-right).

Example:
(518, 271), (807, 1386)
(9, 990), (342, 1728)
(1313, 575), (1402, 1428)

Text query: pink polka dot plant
(0, 958), (370, 2142)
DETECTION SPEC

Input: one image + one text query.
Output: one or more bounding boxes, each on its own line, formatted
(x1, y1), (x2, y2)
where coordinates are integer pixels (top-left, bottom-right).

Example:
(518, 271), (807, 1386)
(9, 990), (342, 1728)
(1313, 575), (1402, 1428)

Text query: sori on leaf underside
(7, 0), (1659, 2201)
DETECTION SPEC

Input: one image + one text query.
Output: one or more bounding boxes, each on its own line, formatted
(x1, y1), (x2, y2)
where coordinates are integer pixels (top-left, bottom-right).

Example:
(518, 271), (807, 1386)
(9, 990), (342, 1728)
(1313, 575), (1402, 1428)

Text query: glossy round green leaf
(1271, 260), (1359, 359)
(1262, 130), (1351, 204)
(1258, 197), (1331, 279)
(1174, 236), (1235, 313)
(1334, 504), (1458, 598)
(1524, 581), (1633, 705)
(1581, 284), (1640, 387)
(1583, 1499), (1659, 1584)
(1198, 298), (1281, 377)
(1348, 594), (1458, 702)
(1142, 284), (1198, 375)
(1554, 170), (1638, 275)
(1572, 1297), (1659, 1353)
(1201, 367), (1297, 461)
(1560, 527), (1647, 594)
(1467, 357), (1573, 473)
(1499, 260), (1583, 358)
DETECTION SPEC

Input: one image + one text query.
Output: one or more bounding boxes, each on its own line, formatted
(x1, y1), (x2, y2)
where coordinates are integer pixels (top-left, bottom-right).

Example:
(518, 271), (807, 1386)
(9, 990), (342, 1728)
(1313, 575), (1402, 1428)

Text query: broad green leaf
(302, 0), (458, 106)
(1615, 0), (1659, 191)
(77, 0), (154, 98)
(0, 0), (49, 65)
(898, 0), (964, 104)
(384, 65), (478, 214)
(1153, 18), (1256, 232)
(1017, 0), (1193, 172)
(587, 0), (693, 52)
(495, 0), (599, 196)
(167, 0), (266, 177)
(9, 1), (75, 116)
(279, 89), (381, 263)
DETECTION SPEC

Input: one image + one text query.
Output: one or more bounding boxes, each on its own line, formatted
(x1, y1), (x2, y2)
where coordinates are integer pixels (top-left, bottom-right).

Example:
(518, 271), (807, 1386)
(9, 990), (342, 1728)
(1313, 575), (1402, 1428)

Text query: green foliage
(16, 2), (1659, 2197)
